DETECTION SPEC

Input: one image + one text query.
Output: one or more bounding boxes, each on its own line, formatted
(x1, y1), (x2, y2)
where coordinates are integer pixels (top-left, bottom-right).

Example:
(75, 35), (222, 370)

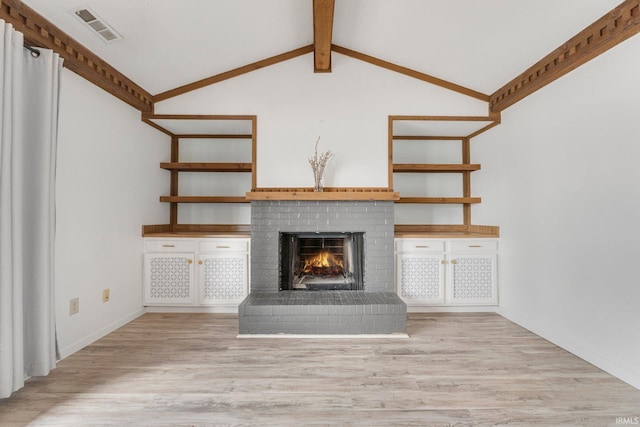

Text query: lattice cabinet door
(396, 252), (446, 304)
(197, 252), (249, 305)
(447, 253), (497, 305)
(144, 253), (195, 305)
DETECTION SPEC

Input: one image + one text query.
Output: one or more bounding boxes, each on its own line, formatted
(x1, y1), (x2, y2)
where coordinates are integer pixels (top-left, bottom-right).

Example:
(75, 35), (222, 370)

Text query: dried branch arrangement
(308, 137), (333, 191)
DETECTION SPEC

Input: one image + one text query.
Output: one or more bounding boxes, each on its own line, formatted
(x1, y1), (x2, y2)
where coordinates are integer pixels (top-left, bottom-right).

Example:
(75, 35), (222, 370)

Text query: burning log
(300, 249), (344, 277)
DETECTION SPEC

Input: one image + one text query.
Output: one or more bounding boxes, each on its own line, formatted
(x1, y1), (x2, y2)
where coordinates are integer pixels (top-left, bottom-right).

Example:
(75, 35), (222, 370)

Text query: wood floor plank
(1, 313), (639, 426)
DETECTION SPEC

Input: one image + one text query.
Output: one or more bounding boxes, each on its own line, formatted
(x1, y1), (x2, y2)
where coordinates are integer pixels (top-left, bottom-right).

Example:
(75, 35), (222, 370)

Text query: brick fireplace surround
(238, 193), (407, 335)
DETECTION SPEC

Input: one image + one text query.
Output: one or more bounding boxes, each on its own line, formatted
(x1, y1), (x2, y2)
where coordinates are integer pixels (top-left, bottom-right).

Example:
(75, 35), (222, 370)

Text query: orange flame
(302, 250), (343, 273)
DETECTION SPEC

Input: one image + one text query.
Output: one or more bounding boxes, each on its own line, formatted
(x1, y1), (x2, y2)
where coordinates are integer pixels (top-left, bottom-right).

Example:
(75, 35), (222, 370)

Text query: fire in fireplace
(279, 232), (364, 291)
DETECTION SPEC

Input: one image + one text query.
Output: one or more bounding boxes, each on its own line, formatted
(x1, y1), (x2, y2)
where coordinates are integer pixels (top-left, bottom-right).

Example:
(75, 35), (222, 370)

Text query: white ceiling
(23, 0), (623, 96)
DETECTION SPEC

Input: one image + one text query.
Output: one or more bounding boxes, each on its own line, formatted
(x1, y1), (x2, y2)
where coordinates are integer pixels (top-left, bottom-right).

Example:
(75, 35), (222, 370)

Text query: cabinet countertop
(143, 232), (251, 238)
(143, 232), (496, 239)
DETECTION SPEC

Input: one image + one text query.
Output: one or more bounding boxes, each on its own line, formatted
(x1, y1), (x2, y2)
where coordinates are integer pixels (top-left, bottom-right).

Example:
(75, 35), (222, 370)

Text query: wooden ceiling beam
(490, 0), (640, 112)
(154, 45), (314, 102)
(313, 0), (335, 72)
(1, 0), (153, 112)
(333, 45), (489, 102)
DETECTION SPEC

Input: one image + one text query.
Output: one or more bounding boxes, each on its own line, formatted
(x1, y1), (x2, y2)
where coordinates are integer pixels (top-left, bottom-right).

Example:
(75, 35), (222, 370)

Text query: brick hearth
(238, 199), (407, 335)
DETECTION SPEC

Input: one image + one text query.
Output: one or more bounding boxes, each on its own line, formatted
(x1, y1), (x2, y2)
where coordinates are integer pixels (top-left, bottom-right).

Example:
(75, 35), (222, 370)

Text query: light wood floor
(1, 313), (639, 426)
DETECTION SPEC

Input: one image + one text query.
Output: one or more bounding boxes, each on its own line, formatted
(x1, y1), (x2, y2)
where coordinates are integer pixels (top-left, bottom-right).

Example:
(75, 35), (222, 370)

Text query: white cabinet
(395, 238), (498, 307)
(447, 240), (498, 305)
(144, 239), (197, 305)
(144, 237), (249, 308)
(396, 240), (446, 304)
(144, 252), (195, 305)
(197, 240), (249, 305)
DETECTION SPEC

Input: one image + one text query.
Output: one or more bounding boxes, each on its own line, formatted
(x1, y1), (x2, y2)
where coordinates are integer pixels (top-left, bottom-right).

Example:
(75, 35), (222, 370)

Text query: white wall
(156, 52), (488, 188)
(55, 70), (168, 358)
(156, 52), (489, 225)
(474, 36), (640, 389)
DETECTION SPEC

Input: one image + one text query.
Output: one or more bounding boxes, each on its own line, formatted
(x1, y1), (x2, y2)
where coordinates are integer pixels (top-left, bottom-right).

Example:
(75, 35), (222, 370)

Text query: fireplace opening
(279, 232), (364, 291)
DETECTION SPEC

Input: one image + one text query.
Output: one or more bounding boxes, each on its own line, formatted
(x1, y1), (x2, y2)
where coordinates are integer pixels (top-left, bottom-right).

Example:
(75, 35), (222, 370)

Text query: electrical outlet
(69, 298), (79, 315)
(102, 288), (110, 303)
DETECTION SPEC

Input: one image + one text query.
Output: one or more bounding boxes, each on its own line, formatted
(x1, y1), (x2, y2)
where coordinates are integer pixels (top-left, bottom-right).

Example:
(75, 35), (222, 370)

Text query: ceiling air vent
(72, 7), (122, 43)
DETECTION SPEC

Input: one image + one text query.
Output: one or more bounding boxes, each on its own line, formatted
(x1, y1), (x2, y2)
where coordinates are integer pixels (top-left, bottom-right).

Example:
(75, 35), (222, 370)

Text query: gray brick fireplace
(238, 198), (407, 335)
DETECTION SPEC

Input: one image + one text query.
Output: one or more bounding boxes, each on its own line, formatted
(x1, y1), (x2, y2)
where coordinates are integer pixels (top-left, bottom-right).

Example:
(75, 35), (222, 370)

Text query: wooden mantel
(246, 188), (400, 201)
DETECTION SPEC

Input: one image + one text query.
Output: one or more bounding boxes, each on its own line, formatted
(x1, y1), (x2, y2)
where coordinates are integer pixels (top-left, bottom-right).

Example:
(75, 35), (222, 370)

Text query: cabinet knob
(198, 260), (203, 265)
(450, 259), (457, 265)
(440, 260), (446, 265)
(188, 259), (193, 264)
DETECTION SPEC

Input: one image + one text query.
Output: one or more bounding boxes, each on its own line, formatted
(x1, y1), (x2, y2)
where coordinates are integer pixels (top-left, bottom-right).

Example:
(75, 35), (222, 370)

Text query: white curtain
(0, 19), (62, 399)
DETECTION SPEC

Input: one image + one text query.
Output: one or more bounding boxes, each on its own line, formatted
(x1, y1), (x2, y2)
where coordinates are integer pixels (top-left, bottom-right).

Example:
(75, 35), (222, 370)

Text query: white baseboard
(58, 308), (145, 360)
(497, 307), (640, 391)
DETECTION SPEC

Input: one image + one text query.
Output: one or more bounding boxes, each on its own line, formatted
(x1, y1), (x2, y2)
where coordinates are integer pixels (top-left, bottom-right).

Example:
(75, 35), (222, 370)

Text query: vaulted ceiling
(6, 0), (636, 112)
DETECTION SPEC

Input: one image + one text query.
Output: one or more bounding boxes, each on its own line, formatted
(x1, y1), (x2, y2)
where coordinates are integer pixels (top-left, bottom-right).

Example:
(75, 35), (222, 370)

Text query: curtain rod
(24, 44), (41, 57)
